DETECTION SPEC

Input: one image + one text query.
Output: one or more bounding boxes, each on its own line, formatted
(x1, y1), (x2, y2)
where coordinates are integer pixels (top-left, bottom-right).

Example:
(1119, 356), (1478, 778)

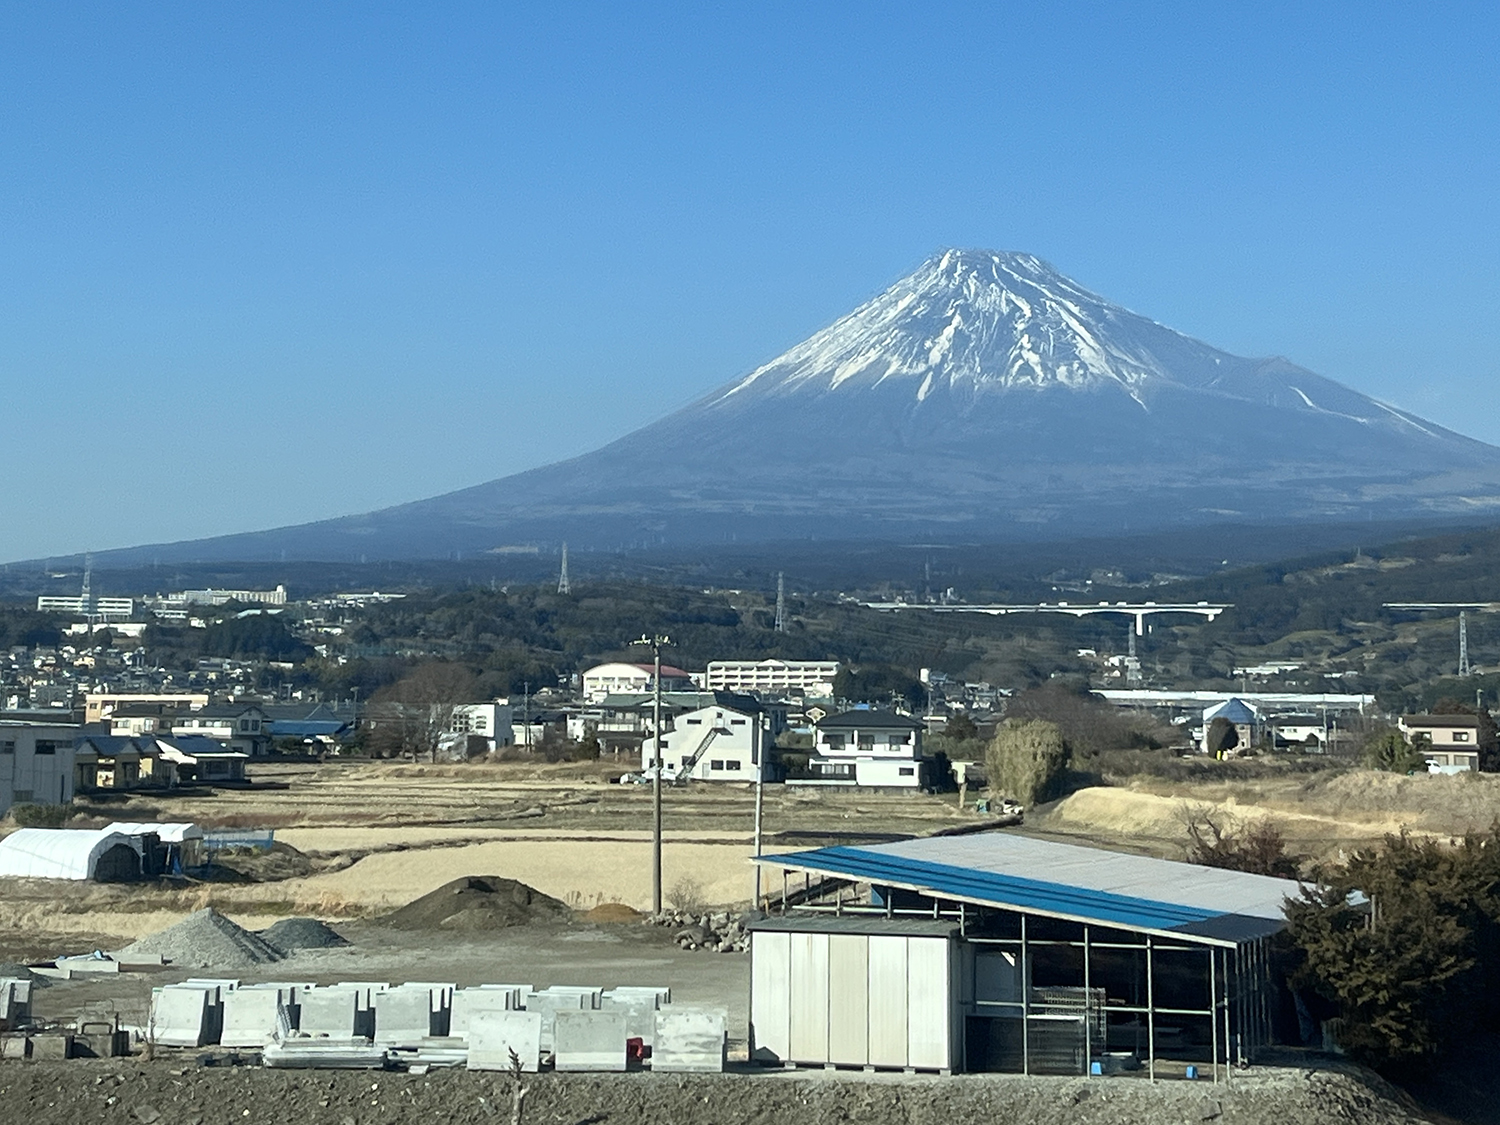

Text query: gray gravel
(257, 917), (348, 952)
(118, 908), (284, 970)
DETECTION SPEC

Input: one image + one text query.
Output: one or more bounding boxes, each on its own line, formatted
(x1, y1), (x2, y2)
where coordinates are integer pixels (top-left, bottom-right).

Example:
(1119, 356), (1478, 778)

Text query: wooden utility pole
(634, 634), (671, 916)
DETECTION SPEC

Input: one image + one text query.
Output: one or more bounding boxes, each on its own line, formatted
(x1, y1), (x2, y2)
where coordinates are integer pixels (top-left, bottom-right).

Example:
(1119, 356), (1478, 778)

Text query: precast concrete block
(553, 1010), (628, 1072)
(652, 1008), (727, 1073)
(466, 1010), (542, 1073)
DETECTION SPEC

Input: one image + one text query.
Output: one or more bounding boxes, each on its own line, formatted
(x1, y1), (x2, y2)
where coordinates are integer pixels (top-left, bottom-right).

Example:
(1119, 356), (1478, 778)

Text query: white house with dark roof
(1399, 713), (1482, 772)
(806, 709), (929, 788)
(643, 699), (771, 782)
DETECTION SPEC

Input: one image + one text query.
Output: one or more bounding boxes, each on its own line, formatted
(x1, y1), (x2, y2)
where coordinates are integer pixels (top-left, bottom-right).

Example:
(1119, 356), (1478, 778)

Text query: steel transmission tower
(1460, 610), (1471, 676)
(774, 572), (786, 632)
(557, 542), (571, 594)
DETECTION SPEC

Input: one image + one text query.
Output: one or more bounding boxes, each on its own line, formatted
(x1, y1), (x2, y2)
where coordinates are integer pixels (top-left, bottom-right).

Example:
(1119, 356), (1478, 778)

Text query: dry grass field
(7, 756), (1500, 960)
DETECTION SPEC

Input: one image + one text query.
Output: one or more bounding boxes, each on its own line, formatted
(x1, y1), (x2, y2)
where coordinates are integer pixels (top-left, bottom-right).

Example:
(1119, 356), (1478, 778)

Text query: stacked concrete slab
(450, 986), (527, 1038)
(0, 979), (32, 1029)
(601, 987), (669, 1047)
(524, 987), (598, 1053)
(467, 1010), (543, 1073)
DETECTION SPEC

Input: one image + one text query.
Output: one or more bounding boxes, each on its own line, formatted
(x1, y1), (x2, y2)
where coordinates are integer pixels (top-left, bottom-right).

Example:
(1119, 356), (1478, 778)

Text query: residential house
(85, 692), (208, 724)
(1201, 698), (1258, 755)
(74, 735), (178, 790)
(642, 700), (772, 782)
(1399, 713), (1482, 772)
(109, 702), (188, 737)
(170, 704), (271, 757)
(0, 721), (79, 816)
(441, 702), (515, 756)
(804, 709), (929, 788)
(155, 734), (249, 784)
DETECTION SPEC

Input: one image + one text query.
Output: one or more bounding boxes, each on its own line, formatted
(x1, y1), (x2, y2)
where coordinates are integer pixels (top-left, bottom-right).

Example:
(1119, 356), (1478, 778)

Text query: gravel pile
(119, 908), (284, 969)
(258, 917), (349, 952)
(0, 962), (52, 988)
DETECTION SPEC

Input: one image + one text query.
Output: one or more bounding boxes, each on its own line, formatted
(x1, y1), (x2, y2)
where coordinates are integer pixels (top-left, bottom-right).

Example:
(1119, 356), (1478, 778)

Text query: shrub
(985, 718), (1068, 807)
(10, 803), (69, 828)
(667, 876), (705, 915)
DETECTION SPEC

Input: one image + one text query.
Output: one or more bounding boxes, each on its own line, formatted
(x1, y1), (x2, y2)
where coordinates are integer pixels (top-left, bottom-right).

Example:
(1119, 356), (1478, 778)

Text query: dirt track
(0, 1059), (1432, 1125)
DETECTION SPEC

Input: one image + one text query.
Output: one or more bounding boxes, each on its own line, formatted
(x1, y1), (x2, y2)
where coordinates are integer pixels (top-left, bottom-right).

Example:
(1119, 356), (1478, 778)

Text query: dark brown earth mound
(380, 875), (572, 931)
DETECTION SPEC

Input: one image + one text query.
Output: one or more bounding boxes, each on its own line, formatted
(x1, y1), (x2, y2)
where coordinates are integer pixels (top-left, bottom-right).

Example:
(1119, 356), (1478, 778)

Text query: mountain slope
(73, 249), (1500, 564)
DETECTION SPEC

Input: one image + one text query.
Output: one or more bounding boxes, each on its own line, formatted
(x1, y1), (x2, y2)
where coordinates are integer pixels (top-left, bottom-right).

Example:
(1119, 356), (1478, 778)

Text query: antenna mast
(557, 542), (571, 595)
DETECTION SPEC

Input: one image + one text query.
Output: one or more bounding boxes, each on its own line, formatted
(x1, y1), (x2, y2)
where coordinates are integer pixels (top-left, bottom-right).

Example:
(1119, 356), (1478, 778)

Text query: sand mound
(258, 917), (349, 952)
(119, 908), (284, 969)
(584, 902), (643, 923)
(381, 876), (571, 932)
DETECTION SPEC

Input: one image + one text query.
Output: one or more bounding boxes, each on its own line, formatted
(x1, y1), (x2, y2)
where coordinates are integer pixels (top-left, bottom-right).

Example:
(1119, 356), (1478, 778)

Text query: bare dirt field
(0, 1058), (1434, 1125)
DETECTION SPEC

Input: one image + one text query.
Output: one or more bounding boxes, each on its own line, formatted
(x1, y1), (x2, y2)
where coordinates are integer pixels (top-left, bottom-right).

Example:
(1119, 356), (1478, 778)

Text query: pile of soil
(257, 917), (349, 952)
(209, 842), (314, 883)
(380, 875), (571, 932)
(585, 902), (644, 922)
(118, 908), (284, 969)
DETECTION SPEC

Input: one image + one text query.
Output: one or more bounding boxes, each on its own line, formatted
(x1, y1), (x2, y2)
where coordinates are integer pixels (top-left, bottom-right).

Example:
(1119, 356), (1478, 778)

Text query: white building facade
(642, 702), (770, 782)
(0, 721), (78, 816)
(704, 659), (840, 698)
(806, 710), (929, 788)
(581, 662), (696, 703)
(443, 702), (515, 754)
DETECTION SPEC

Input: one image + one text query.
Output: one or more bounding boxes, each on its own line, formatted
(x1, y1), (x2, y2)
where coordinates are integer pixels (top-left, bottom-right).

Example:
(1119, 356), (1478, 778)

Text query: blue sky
(3, 3), (1498, 560)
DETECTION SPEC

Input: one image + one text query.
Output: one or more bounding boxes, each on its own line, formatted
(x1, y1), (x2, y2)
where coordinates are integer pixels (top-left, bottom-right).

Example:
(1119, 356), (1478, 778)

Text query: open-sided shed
(753, 833), (1302, 1080)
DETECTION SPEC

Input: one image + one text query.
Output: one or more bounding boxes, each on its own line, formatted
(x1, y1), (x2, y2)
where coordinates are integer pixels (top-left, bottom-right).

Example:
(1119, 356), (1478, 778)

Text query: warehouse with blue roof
(750, 831), (1303, 1080)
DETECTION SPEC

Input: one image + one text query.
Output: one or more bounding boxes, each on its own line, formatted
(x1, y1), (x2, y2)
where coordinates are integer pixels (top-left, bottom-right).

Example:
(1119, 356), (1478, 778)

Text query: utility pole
(523, 681), (531, 752)
(633, 633), (671, 916)
(1460, 611), (1471, 677)
(774, 573), (786, 633)
(557, 543), (571, 595)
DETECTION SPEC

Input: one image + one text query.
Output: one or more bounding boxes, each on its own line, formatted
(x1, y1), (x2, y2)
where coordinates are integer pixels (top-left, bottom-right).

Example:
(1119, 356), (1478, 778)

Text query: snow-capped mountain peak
(717, 248), (1197, 406)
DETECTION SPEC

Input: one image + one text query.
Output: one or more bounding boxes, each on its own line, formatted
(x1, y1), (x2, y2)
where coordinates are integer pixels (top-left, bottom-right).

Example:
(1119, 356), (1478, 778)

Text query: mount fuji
(84, 249), (1500, 564)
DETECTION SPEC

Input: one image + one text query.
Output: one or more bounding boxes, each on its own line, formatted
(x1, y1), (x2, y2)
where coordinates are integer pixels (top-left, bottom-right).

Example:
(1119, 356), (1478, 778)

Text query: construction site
(0, 757), (1473, 1122)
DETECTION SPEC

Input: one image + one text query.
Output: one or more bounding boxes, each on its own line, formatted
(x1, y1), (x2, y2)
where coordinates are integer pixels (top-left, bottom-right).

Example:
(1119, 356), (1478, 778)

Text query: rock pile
(650, 910), (750, 954)
(258, 917), (349, 952)
(119, 908), (284, 969)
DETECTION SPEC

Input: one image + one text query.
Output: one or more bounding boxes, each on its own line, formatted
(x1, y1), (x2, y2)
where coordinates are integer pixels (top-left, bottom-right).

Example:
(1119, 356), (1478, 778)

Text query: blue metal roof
(759, 834), (1302, 946)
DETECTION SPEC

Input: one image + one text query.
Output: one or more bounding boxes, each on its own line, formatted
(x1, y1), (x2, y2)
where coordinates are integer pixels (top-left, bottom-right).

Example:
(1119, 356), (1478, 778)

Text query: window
(1, 741), (13, 754)
(857, 737), (874, 751)
(731, 718), (746, 726)
(898, 767), (915, 776)
(709, 760), (724, 770)
(686, 718), (702, 725)
(240, 720), (251, 732)
(888, 732), (910, 746)
(35, 741), (58, 755)
(13, 790), (32, 802)
(1453, 731), (1471, 742)
(823, 733), (846, 748)
(725, 760), (741, 771)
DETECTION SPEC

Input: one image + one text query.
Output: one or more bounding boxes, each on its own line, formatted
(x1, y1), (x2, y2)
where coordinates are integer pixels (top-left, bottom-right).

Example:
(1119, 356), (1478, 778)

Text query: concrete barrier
(149, 986), (217, 1048)
(467, 1010), (543, 1073)
(220, 988), (287, 1048)
(374, 987), (435, 1043)
(652, 1008), (727, 1073)
(553, 1010), (628, 1072)
(297, 989), (361, 1039)
(524, 990), (590, 1053)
